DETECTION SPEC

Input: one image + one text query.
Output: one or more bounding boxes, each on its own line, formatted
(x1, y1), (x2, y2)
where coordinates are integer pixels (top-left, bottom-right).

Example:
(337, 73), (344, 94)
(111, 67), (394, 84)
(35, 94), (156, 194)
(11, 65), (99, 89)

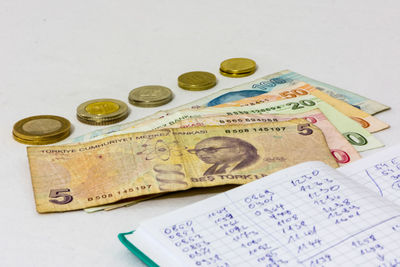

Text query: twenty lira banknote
(27, 120), (338, 213)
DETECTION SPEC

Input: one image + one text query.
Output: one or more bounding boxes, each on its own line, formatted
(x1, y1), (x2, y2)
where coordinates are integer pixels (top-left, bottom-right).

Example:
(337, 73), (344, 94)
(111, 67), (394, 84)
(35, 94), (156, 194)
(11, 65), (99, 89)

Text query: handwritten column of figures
(160, 165), (400, 266)
(366, 156), (400, 196)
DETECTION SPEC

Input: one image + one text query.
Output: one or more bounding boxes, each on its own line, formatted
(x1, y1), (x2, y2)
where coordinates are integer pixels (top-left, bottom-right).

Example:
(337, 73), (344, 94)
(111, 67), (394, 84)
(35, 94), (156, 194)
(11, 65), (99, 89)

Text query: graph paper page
(128, 161), (400, 267)
(339, 143), (400, 204)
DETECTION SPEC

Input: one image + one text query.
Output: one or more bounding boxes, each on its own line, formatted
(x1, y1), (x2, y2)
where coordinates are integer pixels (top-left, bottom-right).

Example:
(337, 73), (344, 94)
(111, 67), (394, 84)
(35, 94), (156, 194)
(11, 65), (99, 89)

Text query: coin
(219, 58), (256, 77)
(178, 71), (217, 91)
(13, 115), (71, 145)
(219, 68), (256, 78)
(76, 99), (129, 125)
(129, 85), (173, 107)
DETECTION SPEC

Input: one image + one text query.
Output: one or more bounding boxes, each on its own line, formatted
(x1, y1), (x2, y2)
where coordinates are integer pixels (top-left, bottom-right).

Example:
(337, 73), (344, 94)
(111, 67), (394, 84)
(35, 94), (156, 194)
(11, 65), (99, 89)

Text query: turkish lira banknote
(27, 120), (338, 213)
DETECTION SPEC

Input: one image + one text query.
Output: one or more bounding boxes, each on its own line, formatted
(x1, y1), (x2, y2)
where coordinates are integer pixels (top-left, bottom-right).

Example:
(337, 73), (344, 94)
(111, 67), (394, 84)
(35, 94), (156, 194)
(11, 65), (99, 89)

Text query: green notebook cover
(118, 231), (159, 267)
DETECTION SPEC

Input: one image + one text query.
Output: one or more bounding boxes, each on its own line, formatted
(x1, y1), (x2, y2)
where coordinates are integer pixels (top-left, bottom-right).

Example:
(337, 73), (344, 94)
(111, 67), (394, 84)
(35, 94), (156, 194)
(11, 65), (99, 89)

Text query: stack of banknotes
(26, 70), (390, 213)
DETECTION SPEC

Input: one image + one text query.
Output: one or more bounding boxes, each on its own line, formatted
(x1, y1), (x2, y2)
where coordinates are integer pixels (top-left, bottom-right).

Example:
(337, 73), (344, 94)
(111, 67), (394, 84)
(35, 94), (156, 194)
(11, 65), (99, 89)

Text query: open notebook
(119, 144), (400, 266)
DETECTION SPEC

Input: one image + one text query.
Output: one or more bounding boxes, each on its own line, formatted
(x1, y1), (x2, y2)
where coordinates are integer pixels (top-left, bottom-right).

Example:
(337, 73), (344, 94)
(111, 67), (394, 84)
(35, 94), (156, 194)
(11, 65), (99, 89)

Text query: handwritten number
(297, 123), (313, 135)
(392, 181), (400, 191)
(49, 188), (73, 205)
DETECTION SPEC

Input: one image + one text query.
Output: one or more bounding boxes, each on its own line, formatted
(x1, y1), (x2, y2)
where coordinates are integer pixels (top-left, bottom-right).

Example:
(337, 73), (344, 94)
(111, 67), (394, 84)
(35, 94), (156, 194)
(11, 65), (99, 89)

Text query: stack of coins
(178, 71), (217, 91)
(129, 85), (173, 107)
(13, 115), (71, 145)
(76, 99), (129, 125)
(220, 58), (257, 77)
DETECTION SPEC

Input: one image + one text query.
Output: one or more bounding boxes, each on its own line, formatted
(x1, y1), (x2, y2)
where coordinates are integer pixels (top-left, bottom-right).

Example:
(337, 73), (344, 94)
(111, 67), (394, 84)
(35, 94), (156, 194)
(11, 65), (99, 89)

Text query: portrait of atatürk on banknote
(188, 136), (260, 175)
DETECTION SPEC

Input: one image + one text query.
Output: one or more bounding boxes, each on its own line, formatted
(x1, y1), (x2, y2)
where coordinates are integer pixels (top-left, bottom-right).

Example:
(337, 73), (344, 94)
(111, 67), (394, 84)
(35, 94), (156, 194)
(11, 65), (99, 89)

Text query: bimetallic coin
(129, 85), (173, 107)
(219, 58), (257, 77)
(178, 71), (217, 91)
(77, 99), (129, 125)
(13, 115), (71, 145)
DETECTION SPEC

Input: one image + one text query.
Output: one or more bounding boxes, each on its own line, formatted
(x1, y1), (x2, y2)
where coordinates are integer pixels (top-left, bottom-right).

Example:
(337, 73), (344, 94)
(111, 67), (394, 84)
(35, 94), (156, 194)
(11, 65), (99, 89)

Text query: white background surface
(1, 0), (399, 266)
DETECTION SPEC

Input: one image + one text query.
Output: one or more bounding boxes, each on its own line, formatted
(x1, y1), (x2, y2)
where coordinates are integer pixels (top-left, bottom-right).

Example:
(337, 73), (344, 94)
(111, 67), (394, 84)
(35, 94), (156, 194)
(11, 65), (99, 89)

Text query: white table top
(1, 0), (399, 266)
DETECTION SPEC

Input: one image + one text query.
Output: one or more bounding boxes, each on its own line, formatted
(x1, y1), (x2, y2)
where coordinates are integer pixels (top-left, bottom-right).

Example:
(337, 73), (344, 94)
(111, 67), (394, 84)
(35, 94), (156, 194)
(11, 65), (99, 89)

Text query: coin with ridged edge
(219, 68), (256, 78)
(77, 99), (129, 125)
(129, 85), (173, 107)
(13, 115), (71, 145)
(220, 58), (256, 77)
(178, 71), (217, 91)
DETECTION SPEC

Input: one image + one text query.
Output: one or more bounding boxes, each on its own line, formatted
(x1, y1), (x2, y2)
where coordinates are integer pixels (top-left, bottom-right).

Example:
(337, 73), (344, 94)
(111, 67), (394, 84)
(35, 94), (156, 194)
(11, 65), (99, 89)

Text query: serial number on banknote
(87, 184), (153, 202)
(225, 127), (286, 134)
(219, 118), (279, 124)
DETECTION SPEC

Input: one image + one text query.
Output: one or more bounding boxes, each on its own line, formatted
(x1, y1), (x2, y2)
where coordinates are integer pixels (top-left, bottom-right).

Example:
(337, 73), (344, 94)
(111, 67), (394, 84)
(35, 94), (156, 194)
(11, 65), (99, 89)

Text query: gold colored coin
(85, 101), (120, 115)
(129, 85), (173, 107)
(129, 98), (173, 108)
(219, 68), (256, 78)
(13, 131), (71, 145)
(178, 71), (217, 91)
(77, 115), (130, 125)
(77, 99), (129, 125)
(13, 115), (71, 145)
(220, 58), (257, 76)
